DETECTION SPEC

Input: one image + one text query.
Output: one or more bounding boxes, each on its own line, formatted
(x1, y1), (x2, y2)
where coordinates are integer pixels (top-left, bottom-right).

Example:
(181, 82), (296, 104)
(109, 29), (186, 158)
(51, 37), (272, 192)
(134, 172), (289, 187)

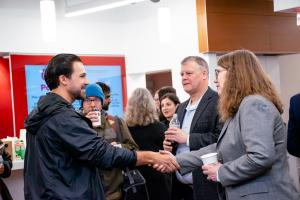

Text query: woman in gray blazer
(175, 50), (300, 200)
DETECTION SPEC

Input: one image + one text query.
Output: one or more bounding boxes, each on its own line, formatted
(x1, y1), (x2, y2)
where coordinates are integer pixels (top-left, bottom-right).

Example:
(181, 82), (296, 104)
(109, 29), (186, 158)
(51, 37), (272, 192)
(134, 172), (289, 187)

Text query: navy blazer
(287, 93), (300, 157)
(176, 87), (223, 200)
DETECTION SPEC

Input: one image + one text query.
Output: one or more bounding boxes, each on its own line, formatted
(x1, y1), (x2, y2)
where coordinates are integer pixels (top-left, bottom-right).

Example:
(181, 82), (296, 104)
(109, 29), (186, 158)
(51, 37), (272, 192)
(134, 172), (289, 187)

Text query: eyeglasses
(84, 98), (101, 105)
(215, 69), (227, 79)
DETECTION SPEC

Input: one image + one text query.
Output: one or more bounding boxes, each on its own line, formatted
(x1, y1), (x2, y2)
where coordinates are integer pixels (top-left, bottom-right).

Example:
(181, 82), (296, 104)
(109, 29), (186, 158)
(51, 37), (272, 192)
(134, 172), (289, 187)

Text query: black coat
(0, 140), (13, 200)
(24, 93), (137, 200)
(287, 93), (300, 157)
(176, 87), (223, 200)
(129, 122), (172, 200)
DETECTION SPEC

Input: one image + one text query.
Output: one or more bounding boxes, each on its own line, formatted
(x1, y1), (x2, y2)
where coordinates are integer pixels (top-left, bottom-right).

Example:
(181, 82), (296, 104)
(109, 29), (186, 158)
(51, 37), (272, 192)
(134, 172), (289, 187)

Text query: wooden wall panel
(269, 16), (300, 53)
(197, 0), (209, 52)
(207, 13), (270, 53)
(196, 0), (300, 54)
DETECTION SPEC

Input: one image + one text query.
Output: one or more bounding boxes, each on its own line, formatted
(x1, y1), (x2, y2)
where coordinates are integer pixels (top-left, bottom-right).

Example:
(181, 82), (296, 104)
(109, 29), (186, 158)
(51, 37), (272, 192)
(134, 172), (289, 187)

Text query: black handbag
(122, 167), (149, 200)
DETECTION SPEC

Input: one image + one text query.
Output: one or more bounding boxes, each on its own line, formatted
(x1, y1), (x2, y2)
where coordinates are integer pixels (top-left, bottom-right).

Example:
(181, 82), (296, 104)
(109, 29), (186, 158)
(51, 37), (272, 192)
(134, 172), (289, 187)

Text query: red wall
(0, 57), (14, 138)
(10, 55), (127, 137)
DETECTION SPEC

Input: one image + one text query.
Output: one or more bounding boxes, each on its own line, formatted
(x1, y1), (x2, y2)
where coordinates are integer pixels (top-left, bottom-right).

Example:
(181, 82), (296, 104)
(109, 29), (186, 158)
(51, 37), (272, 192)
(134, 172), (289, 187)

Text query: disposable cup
(200, 153), (218, 165)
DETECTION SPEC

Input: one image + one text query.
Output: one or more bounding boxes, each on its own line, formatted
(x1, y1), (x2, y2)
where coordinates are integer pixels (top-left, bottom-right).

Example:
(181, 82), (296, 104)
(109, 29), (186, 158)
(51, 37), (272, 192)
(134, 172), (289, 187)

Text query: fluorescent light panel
(65, 0), (147, 17)
(40, 0), (56, 42)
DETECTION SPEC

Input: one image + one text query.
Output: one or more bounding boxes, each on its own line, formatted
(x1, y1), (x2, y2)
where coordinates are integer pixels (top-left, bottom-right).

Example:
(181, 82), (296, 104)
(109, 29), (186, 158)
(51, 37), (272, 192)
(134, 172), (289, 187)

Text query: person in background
(82, 83), (139, 200)
(163, 56), (222, 200)
(96, 82), (119, 129)
(158, 86), (176, 100)
(97, 82), (111, 112)
(0, 140), (13, 200)
(125, 88), (172, 200)
(157, 86), (177, 121)
(154, 89), (160, 114)
(24, 54), (179, 200)
(160, 92), (180, 127)
(173, 49), (300, 200)
(287, 93), (300, 157)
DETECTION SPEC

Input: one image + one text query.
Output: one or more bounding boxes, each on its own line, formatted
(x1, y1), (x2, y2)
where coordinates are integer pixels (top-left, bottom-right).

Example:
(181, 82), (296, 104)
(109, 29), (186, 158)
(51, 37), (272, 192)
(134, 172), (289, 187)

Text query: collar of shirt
(186, 95), (202, 111)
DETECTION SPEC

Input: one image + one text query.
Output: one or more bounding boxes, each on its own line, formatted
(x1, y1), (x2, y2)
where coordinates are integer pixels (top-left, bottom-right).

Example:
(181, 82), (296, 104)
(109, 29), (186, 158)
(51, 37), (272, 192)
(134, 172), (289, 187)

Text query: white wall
(0, 0), (199, 101)
(279, 54), (300, 122)
(0, 0), (123, 54)
(120, 0), (199, 101)
(279, 53), (300, 191)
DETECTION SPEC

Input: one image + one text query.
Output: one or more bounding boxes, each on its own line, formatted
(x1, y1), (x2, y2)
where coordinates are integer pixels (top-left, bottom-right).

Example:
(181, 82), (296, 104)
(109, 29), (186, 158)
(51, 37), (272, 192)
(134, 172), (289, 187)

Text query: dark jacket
(0, 140), (13, 200)
(129, 122), (172, 200)
(176, 87), (222, 200)
(24, 93), (137, 200)
(287, 93), (300, 157)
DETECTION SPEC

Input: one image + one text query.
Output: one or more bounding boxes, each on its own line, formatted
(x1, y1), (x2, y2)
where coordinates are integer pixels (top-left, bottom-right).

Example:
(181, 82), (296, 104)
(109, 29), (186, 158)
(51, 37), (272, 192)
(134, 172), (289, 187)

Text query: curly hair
(218, 49), (283, 121)
(125, 88), (159, 127)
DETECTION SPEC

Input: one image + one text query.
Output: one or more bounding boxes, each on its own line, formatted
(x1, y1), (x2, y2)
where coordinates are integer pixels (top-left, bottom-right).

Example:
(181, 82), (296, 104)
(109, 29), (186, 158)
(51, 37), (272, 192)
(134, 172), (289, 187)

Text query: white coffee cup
(92, 110), (101, 127)
(200, 153), (218, 165)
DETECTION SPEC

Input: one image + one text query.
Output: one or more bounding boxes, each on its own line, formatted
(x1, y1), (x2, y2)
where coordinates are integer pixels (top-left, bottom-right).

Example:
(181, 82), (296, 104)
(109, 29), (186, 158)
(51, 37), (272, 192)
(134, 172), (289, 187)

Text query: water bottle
(168, 114), (180, 148)
(19, 140), (25, 160)
(169, 114), (180, 128)
(15, 140), (21, 160)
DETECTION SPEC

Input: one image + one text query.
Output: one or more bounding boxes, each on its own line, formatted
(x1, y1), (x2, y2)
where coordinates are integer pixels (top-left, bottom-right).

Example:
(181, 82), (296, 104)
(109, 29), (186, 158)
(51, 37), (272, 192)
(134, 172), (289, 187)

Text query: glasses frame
(215, 69), (227, 79)
(83, 98), (101, 105)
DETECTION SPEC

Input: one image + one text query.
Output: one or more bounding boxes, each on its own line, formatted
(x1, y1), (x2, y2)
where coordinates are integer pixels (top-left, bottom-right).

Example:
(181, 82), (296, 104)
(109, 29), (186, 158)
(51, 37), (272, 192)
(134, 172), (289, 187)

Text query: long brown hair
(218, 49), (283, 121)
(125, 88), (159, 126)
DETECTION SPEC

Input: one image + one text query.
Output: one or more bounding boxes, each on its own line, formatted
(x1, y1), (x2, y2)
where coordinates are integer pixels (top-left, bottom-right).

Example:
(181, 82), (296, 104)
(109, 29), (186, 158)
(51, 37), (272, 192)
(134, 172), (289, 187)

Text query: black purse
(113, 117), (149, 200)
(122, 167), (149, 200)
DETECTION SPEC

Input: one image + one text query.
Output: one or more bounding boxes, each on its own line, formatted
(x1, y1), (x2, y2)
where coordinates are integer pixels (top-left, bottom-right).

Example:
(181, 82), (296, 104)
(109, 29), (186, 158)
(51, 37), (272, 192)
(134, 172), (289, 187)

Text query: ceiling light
(65, 0), (148, 17)
(40, 0), (56, 42)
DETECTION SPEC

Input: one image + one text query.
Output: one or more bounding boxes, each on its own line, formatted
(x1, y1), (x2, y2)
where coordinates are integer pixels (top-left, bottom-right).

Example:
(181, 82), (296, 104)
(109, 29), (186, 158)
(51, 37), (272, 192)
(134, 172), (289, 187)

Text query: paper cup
(200, 153), (218, 165)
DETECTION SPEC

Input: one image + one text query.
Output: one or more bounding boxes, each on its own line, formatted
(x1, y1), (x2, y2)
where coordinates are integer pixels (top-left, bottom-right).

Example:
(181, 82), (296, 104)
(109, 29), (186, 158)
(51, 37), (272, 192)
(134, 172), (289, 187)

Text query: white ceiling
(0, 0), (160, 20)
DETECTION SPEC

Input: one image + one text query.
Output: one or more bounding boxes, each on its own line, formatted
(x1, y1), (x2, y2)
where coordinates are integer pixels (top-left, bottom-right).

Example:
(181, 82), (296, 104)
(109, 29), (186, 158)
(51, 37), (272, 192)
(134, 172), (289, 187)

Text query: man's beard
(75, 95), (83, 100)
(102, 104), (109, 111)
(73, 90), (84, 101)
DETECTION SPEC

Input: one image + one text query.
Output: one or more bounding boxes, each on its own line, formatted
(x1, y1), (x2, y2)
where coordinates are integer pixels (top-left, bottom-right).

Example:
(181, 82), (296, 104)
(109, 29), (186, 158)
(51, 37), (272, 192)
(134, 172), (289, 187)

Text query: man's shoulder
(291, 93), (300, 103)
(205, 87), (219, 100)
(177, 100), (189, 110)
(54, 107), (79, 117)
(51, 108), (88, 125)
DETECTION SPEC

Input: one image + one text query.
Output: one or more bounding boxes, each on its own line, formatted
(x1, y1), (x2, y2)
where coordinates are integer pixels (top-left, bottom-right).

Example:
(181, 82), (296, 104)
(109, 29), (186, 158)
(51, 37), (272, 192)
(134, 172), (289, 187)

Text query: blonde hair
(125, 88), (159, 126)
(218, 49), (283, 121)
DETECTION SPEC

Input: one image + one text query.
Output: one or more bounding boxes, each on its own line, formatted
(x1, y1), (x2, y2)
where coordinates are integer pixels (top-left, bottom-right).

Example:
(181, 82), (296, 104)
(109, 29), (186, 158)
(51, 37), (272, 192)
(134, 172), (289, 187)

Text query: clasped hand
(152, 150), (179, 173)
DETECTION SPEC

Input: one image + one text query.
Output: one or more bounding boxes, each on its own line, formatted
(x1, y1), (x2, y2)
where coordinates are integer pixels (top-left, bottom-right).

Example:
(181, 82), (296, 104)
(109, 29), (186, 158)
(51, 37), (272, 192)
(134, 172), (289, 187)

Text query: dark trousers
(171, 174), (194, 200)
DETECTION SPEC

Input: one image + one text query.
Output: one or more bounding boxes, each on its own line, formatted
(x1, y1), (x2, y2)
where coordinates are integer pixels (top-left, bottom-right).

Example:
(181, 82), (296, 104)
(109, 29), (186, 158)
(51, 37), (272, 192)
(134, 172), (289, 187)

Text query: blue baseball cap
(85, 83), (105, 104)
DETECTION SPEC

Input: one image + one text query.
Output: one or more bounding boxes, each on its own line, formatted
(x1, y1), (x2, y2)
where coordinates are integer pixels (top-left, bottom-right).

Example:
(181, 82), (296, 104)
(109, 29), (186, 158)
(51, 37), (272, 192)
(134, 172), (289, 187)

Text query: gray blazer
(177, 95), (300, 200)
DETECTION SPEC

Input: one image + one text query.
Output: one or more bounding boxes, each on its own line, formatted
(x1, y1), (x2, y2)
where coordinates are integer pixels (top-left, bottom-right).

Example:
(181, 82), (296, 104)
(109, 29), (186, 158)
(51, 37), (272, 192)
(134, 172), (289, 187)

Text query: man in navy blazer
(287, 93), (300, 157)
(164, 56), (222, 200)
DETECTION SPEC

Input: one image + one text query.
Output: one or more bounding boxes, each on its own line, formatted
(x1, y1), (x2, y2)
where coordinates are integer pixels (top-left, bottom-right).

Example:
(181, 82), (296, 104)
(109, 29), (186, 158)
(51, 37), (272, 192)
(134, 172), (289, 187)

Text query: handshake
(136, 150), (180, 173)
